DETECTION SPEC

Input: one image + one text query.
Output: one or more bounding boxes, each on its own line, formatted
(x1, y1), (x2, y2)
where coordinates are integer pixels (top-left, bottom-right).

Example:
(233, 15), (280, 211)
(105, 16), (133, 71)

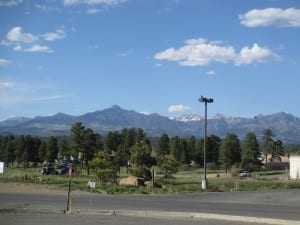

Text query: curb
(115, 210), (300, 225)
(0, 208), (64, 214)
(1, 208), (300, 225)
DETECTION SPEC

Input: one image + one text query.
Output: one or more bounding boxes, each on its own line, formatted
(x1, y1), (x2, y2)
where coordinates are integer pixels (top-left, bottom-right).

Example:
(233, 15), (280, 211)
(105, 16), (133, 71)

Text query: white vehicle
(240, 170), (251, 178)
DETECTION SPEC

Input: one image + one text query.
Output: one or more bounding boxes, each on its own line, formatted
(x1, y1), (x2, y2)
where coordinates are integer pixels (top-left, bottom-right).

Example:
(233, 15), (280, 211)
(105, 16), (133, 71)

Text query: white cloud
(33, 94), (73, 101)
(205, 70), (215, 75)
(35, 4), (60, 12)
(0, 81), (15, 90)
(155, 38), (236, 66)
(1, 39), (11, 46)
(42, 29), (66, 41)
(87, 7), (101, 14)
(3, 26), (66, 53)
(0, 58), (11, 67)
(6, 26), (38, 43)
(168, 104), (191, 113)
(239, 8), (300, 28)
(13, 45), (22, 51)
(0, 0), (22, 7)
(155, 38), (278, 67)
(24, 44), (53, 53)
(63, 0), (127, 6)
(235, 43), (277, 65)
(117, 49), (133, 57)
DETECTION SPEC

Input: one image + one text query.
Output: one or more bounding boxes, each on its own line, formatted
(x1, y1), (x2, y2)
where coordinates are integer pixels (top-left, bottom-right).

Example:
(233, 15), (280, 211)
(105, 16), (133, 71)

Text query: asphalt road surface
(0, 213), (273, 225)
(1, 189), (300, 224)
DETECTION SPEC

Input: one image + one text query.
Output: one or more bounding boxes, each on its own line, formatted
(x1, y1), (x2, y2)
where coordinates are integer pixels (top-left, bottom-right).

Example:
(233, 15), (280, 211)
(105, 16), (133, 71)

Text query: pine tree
(219, 133), (241, 173)
(241, 132), (261, 170)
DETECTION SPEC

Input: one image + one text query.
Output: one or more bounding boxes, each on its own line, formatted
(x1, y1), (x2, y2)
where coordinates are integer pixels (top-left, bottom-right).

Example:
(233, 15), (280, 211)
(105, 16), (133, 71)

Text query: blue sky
(1, 0), (300, 121)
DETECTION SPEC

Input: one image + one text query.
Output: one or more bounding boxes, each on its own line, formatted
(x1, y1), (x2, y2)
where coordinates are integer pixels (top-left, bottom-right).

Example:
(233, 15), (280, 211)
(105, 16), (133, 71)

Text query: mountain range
(1, 105), (300, 143)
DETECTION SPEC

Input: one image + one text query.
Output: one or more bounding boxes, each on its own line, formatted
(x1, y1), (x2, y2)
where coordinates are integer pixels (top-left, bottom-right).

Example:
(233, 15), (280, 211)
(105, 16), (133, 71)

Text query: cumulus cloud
(168, 104), (191, 113)
(2, 26), (65, 53)
(42, 29), (66, 41)
(0, 81), (15, 90)
(154, 38), (278, 67)
(0, 0), (22, 7)
(24, 44), (53, 53)
(235, 43), (276, 65)
(6, 26), (38, 43)
(63, 0), (127, 6)
(155, 38), (236, 66)
(0, 58), (11, 67)
(239, 8), (300, 28)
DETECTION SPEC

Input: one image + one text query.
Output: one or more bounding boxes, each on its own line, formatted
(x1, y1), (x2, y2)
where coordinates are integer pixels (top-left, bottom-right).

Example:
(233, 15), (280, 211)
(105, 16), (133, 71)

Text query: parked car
(41, 165), (57, 175)
(42, 163), (74, 175)
(240, 170), (251, 178)
(56, 163), (74, 175)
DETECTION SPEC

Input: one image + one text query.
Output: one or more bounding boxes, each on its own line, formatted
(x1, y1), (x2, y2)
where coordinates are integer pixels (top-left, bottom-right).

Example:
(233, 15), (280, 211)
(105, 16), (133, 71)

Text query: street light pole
(199, 96), (213, 190)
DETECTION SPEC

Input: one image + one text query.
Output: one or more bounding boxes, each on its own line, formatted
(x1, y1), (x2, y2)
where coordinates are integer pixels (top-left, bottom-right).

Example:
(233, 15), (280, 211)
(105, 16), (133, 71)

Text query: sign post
(0, 162), (4, 174)
(66, 165), (72, 213)
(88, 180), (96, 211)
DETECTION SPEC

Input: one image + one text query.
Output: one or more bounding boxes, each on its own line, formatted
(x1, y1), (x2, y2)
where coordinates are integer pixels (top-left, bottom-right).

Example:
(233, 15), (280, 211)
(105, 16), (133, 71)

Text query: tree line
(0, 123), (298, 181)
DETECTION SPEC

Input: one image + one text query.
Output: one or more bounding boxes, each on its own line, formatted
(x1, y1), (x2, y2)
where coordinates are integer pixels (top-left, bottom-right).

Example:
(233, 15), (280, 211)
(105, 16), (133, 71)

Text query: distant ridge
(1, 106), (300, 143)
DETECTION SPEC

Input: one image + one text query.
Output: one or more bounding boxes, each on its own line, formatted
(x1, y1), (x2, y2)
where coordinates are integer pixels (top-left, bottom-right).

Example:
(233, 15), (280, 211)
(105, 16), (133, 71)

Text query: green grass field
(1, 166), (300, 194)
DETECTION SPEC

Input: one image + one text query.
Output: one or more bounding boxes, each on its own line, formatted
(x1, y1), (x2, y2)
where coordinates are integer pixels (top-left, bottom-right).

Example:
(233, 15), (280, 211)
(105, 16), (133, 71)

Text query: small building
(289, 156), (300, 179)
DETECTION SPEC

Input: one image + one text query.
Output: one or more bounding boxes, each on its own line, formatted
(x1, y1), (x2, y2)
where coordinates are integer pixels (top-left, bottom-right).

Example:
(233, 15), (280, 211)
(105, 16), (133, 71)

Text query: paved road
(0, 213), (272, 225)
(1, 190), (300, 220)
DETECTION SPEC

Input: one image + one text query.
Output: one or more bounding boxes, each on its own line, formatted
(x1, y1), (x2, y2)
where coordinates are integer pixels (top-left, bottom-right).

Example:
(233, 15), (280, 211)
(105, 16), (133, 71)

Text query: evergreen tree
(121, 128), (136, 149)
(179, 138), (187, 163)
(1, 136), (15, 166)
(70, 122), (85, 160)
(241, 132), (261, 170)
(89, 151), (117, 183)
(186, 136), (196, 163)
(58, 139), (70, 161)
(272, 139), (284, 162)
(262, 129), (274, 166)
(24, 135), (40, 164)
(157, 154), (180, 179)
(130, 140), (155, 180)
(219, 133), (241, 173)
(15, 135), (25, 166)
(207, 135), (221, 164)
(169, 136), (182, 162)
(136, 128), (148, 143)
(156, 133), (170, 157)
(83, 128), (100, 175)
(104, 131), (121, 153)
(194, 138), (204, 166)
(46, 136), (59, 163)
(39, 141), (47, 163)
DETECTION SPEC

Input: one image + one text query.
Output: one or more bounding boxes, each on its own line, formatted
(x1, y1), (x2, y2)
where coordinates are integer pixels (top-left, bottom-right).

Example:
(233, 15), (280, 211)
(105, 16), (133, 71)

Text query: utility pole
(199, 96), (213, 190)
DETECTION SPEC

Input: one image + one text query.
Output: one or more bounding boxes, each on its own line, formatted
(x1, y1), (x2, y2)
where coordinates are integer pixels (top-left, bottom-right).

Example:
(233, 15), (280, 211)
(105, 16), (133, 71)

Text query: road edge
(1, 208), (300, 225)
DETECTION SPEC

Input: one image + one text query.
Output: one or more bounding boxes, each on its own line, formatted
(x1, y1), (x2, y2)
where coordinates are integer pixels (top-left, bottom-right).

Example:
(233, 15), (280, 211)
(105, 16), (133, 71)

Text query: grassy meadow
(0, 165), (300, 194)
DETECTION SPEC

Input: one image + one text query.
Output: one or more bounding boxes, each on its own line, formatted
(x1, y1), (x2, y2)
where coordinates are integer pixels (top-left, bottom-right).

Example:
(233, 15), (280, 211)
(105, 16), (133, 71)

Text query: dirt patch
(0, 182), (89, 195)
(0, 182), (101, 195)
